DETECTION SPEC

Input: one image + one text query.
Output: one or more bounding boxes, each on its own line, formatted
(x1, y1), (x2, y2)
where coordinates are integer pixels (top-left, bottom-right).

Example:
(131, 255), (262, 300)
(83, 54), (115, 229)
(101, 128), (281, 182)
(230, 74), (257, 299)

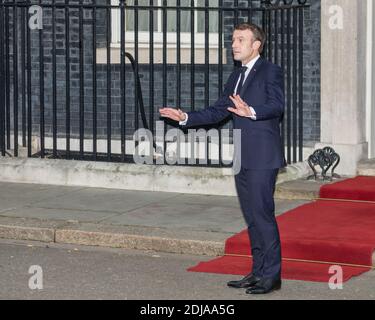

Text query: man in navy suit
(160, 23), (285, 295)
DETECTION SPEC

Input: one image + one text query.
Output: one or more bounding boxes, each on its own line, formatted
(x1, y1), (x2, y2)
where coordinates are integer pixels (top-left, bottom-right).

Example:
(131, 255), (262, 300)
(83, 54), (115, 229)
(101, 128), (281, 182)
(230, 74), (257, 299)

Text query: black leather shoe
(227, 274), (262, 289)
(246, 278), (281, 294)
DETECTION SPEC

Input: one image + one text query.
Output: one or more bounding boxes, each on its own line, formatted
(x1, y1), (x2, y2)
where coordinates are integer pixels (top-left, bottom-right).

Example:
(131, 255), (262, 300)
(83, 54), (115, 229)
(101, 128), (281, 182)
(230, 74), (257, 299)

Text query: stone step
(275, 175), (354, 200)
(0, 156), (343, 200)
(275, 179), (323, 200)
(0, 157), (311, 197)
(358, 159), (375, 176)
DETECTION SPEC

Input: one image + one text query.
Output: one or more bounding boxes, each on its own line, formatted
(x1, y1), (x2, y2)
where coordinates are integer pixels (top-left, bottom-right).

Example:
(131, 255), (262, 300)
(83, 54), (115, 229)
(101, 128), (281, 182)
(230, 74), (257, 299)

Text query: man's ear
(253, 40), (261, 51)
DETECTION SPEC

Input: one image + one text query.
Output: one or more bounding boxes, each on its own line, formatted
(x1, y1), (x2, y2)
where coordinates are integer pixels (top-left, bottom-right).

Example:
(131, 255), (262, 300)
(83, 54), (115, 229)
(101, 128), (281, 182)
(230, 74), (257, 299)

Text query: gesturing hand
(228, 95), (254, 118)
(159, 108), (186, 122)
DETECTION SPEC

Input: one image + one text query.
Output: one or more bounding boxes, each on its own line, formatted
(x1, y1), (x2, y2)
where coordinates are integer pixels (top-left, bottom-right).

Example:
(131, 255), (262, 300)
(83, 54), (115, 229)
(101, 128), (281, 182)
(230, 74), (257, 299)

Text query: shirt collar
(243, 55), (261, 71)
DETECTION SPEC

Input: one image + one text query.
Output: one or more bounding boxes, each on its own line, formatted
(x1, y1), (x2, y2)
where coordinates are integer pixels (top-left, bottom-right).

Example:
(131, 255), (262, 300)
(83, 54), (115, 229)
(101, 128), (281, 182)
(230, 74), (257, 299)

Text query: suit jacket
(183, 57), (286, 170)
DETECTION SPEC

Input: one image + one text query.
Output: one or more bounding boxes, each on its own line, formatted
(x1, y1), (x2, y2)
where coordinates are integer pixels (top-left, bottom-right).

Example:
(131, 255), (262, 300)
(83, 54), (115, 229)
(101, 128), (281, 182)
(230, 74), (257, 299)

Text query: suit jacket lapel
(239, 57), (265, 96)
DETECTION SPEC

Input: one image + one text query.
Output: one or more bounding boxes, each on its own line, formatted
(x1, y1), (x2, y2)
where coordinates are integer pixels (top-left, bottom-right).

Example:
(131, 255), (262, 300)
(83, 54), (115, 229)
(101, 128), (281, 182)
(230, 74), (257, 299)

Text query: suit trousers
(235, 167), (281, 280)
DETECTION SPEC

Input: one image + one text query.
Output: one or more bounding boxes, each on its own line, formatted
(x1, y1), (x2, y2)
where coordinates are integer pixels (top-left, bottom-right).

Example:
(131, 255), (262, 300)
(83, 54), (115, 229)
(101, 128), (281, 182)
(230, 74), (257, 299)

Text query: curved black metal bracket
(124, 52), (150, 131)
(124, 52), (159, 154)
(307, 147), (341, 181)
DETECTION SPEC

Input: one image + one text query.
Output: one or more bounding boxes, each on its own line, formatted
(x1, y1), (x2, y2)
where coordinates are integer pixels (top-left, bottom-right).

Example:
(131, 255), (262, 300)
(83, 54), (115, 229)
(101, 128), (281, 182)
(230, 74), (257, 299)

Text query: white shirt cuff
(179, 113), (189, 126)
(246, 107), (257, 120)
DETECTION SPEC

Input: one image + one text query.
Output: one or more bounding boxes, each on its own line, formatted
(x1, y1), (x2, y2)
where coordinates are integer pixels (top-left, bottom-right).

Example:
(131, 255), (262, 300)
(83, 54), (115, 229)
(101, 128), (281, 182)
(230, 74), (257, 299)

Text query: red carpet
(319, 176), (375, 202)
(188, 199), (375, 282)
(188, 256), (369, 283)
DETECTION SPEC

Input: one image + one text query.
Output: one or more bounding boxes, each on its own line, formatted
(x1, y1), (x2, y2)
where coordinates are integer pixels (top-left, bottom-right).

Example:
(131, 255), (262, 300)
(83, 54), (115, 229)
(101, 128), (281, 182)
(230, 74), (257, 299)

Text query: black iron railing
(0, 0), (310, 166)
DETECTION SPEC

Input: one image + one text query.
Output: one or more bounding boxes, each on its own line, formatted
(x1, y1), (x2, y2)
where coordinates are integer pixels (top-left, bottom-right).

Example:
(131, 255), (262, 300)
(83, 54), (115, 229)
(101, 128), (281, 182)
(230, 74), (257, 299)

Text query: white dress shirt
(234, 55), (260, 120)
(233, 55), (260, 96)
(179, 55), (260, 125)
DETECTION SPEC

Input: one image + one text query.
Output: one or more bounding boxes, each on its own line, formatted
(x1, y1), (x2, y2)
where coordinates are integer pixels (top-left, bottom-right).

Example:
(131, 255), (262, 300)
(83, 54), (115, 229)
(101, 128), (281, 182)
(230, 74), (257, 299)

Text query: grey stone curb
(1, 216), (374, 266)
(0, 217), (225, 257)
(0, 224), (55, 243)
(55, 229), (224, 256)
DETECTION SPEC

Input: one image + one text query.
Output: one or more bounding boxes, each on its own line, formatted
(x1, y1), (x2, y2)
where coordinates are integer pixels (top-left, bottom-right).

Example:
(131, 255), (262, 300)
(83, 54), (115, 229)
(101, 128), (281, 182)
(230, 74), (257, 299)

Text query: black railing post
(0, 0), (5, 156)
(134, 0), (139, 132)
(298, 6), (304, 162)
(234, 0), (239, 26)
(267, 6), (272, 61)
(176, 0), (181, 110)
(218, 0), (223, 97)
(79, 0), (85, 159)
(292, 7), (298, 163)
(247, 0), (253, 23)
(204, 0), (209, 108)
(92, 0), (98, 161)
(120, 0), (126, 161)
(21, 1), (27, 148)
(52, 0), (57, 158)
(39, 0), (45, 159)
(286, 7), (291, 164)
(204, 0), (210, 164)
(162, 0), (167, 161)
(190, 0), (195, 112)
(13, 1), (19, 157)
(5, 1), (10, 151)
(274, 8), (278, 65)
(149, 0), (155, 138)
(218, 0), (223, 165)
(27, 0), (32, 157)
(280, 8), (285, 158)
(65, 0), (71, 159)
(106, 1), (112, 161)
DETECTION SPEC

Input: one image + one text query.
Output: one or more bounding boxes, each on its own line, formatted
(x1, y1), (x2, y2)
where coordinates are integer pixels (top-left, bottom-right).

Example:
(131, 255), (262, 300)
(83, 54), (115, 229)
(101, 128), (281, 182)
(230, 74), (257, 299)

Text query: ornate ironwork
(307, 147), (341, 181)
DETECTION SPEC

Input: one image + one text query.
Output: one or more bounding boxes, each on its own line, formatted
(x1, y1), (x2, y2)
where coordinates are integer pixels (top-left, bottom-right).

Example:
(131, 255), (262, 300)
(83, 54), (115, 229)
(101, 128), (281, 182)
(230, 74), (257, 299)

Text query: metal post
(0, 0), (5, 156)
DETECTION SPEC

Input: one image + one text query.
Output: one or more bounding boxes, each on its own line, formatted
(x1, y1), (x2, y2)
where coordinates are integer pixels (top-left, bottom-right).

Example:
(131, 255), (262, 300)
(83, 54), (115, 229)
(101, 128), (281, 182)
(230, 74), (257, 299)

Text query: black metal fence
(0, 0), (310, 166)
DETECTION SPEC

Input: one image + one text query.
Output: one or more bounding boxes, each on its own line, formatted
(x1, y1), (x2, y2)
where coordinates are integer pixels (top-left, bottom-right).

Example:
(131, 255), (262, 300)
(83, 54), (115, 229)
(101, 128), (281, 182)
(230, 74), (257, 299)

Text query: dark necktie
(235, 66), (248, 95)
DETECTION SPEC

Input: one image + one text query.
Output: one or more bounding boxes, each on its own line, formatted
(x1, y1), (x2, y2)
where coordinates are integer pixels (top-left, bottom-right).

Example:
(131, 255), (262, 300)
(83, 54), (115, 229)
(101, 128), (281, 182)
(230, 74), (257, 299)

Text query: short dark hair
(234, 23), (266, 53)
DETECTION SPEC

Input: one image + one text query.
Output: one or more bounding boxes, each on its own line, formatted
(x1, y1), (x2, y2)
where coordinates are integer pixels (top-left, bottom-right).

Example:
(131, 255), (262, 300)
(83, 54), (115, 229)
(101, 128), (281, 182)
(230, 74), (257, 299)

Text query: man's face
(232, 29), (260, 64)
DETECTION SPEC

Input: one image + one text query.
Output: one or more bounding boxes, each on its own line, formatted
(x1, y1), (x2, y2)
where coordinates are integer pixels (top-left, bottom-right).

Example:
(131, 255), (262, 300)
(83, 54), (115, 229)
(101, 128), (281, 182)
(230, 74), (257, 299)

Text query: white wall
(366, 0), (375, 158)
(319, 0), (368, 175)
(371, 0), (375, 158)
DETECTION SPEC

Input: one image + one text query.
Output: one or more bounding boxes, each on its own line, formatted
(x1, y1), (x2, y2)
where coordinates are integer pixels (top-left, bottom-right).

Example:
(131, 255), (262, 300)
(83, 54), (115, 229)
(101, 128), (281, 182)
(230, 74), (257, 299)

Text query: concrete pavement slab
(0, 182), (85, 211)
(0, 207), (121, 223)
(161, 194), (241, 208)
(99, 203), (245, 233)
(28, 188), (180, 214)
(98, 198), (309, 234)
